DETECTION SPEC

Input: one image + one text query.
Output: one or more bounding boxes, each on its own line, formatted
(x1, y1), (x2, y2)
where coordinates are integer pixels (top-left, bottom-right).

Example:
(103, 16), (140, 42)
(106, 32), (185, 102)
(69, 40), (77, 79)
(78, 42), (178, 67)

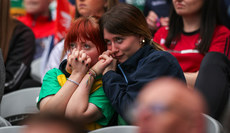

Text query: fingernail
(82, 61), (84, 63)
(75, 58), (77, 61)
(69, 64), (72, 67)
(86, 64), (88, 67)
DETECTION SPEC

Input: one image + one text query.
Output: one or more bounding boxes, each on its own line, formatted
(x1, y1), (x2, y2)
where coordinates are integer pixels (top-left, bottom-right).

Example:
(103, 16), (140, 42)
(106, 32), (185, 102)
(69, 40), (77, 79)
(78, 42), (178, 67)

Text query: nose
(110, 43), (119, 53)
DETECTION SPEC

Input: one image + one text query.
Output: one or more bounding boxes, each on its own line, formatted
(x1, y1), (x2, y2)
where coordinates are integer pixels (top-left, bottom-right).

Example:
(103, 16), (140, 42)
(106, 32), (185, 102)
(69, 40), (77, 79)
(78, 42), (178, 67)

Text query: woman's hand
(98, 50), (117, 75)
(91, 50), (114, 75)
(146, 11), (159, 31)
(67, 49), (91, 76)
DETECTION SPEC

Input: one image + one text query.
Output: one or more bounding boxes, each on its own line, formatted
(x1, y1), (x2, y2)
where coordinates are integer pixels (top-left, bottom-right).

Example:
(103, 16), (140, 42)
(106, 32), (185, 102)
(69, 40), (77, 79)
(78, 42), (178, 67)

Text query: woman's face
(76, 0), (107, 17)
(172, 0), (204, 17)
(103, 29), (142, 63)
(69, 39), (100, 67)
(24, 0), (51, 15)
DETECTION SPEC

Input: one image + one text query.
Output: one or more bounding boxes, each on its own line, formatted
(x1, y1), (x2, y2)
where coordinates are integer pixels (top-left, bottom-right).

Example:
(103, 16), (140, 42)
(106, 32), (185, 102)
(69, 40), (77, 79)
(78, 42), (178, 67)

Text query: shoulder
(140, 50), (176, 65)
(154, 26), (169, 42)
(156, 26), (169, 34)
(43, 68), (63, 79)
(213, 25), (230, 37)
(13, 19), (34, 37)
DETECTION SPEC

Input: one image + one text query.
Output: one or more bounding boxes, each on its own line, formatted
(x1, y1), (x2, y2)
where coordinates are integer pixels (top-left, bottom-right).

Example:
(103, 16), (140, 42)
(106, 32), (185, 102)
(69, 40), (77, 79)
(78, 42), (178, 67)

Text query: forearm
(40, 74), (83, 115)
(65, 73), (102, 123)
(184, 71), (199, 88)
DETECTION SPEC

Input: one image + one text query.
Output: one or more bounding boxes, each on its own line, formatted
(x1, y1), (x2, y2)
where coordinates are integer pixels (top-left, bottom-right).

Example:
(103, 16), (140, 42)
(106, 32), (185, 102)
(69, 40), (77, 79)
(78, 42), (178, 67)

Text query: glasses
(136, 103), (171, 115)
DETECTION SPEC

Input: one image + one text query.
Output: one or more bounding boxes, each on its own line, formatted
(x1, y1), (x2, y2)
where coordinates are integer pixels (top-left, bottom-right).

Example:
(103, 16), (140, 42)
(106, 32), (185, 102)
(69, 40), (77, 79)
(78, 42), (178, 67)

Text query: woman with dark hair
(38, 17), (114, 130)
(95, 3), (185, 124)
(0, 0), (35, 93)
(153, 0), (230, 88)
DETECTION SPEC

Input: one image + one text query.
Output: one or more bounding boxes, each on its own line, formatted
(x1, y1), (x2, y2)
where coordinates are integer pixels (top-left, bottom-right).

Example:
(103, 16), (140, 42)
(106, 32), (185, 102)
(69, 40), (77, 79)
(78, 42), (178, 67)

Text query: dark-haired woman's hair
(165, 0), (221, 54)
(100, 3), (163, 51)
(0, 0), (17, 61)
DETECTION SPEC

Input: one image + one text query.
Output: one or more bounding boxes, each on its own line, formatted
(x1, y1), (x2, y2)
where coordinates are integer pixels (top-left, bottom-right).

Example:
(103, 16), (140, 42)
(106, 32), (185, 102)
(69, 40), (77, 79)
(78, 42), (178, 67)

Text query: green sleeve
(37, 68), (63, 107)
(89, 87), (114, 126)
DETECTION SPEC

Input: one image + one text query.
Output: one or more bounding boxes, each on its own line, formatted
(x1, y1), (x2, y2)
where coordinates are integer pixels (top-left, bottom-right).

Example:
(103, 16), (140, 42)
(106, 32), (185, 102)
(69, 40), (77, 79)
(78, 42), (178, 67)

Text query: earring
(140, 39), (145, 45)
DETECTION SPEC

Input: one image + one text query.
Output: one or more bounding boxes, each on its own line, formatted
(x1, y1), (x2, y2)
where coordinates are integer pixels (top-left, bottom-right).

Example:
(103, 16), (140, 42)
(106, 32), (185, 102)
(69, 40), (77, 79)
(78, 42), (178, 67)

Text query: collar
(25, 13), (52, 23)
(59, 59), (71, 78)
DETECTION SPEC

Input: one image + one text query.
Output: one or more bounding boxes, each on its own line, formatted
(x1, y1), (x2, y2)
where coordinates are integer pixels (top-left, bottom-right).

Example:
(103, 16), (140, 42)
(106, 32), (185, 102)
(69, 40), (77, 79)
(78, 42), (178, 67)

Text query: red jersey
(153, 25), (230, 72)
(17, 13), (56, 39)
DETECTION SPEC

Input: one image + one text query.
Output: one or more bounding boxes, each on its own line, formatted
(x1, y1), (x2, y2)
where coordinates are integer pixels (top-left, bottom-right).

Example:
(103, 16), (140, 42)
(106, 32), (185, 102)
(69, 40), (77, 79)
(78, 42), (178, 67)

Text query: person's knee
(200, 52), (229, 69)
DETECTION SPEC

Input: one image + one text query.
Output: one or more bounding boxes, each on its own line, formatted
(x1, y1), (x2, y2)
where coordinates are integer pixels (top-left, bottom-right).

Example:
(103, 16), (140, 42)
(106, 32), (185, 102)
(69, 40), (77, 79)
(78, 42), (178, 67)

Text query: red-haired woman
(37, 16), (114, 130)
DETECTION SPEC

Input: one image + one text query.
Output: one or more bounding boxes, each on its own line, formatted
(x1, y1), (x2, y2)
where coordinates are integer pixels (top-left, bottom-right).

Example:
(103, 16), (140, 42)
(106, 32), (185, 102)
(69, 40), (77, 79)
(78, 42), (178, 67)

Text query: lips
(78, 4), (86, 9)
(115, 55), (123, 60)
(175, 3), (184, 9)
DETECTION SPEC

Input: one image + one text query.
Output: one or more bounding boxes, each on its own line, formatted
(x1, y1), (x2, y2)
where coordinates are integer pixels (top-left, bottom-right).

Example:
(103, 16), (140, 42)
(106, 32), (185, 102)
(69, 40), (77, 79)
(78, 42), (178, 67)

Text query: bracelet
(87, 71), (96, 79)
(86, 69), (97, 86)
(89, 69), (97, 78)
(67, 78), (80, 86)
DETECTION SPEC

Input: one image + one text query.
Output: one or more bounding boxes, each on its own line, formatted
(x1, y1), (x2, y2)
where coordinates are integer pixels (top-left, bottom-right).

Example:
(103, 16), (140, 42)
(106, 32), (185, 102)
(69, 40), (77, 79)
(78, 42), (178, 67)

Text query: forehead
(103, 29), (118, 38)
(138, 82), (185, 105)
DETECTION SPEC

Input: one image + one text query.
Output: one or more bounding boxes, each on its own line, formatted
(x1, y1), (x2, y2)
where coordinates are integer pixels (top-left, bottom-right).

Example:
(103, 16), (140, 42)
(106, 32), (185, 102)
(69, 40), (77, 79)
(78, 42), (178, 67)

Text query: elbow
(65, 108), (86, 119)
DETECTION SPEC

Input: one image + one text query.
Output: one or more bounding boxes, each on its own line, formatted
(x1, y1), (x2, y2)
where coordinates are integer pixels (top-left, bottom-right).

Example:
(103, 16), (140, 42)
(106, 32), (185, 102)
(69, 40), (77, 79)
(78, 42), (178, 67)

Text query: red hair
(64, 16), (105, 54)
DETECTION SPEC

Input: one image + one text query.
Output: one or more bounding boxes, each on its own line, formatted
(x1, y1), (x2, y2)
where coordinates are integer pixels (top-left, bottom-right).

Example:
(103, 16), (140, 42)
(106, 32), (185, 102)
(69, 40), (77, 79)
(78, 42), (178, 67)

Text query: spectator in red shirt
(153, 0), (230, 88)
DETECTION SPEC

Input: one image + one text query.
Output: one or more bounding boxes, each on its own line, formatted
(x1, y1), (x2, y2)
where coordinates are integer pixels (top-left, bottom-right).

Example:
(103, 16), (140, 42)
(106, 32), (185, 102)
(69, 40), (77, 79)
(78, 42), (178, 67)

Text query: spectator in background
(135, 77), (206, 133)
(98, 3), (185, 125)
(0, 0), (35, 93)
(144, 0), (171, 34)
(42, 0), (118, 81)
(23, 113), (86, 133)
(17, 0), (56, 76)
(153, 0), (230, 88)
(195, 51), (230, 120)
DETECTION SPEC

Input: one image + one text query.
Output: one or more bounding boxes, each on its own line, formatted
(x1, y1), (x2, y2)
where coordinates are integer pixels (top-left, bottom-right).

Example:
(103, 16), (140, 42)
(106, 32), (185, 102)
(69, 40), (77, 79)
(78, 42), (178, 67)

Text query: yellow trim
(57, 74), (67, 87)
(90, 79), (102, 94)
(10, 8), (26, 16)
(86, 123), (103, 131)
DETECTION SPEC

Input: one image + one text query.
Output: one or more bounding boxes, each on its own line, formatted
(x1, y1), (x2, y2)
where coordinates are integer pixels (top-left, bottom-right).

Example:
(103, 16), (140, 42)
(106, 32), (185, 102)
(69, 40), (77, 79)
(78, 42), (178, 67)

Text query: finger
(149, 11), (158, 18)
(85, 57), (91, 67)
(74, 50), (79, 61)
(80, 53), (87, 64)
(68, 54), (75, 67)
(99, 54), (110, 61)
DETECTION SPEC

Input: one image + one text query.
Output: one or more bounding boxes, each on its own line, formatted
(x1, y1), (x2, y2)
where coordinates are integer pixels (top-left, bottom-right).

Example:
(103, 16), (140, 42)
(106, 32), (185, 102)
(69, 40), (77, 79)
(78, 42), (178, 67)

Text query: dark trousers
(195, 52), (230, 120)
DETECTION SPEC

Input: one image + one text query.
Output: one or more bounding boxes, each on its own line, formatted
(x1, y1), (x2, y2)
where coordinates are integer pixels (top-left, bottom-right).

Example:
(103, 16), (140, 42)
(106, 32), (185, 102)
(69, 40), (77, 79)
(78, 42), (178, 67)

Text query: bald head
(136, 77), (206, 133)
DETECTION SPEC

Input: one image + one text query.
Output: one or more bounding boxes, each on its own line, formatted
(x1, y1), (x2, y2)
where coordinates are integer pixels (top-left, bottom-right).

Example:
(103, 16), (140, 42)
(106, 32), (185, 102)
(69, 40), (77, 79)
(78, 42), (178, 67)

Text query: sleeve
(37, 68), (62, 106)
(89, 87), (115, 126)
(4, 20), (35, 93)
(102, 52), (185, 122)
(153, 27), (167, 45)
(208, 26), (230, 53)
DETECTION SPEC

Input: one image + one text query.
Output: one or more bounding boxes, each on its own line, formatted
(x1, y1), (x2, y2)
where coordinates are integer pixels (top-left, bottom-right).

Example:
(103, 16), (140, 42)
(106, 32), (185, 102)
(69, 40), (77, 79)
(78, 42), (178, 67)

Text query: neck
(182, 14), (201, 32)
(93, 10), (105, 17)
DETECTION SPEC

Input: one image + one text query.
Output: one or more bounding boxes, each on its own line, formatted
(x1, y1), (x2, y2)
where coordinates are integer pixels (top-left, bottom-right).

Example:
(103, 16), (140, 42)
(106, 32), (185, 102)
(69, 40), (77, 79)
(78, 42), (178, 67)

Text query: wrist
(88, 68), (97, 78)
